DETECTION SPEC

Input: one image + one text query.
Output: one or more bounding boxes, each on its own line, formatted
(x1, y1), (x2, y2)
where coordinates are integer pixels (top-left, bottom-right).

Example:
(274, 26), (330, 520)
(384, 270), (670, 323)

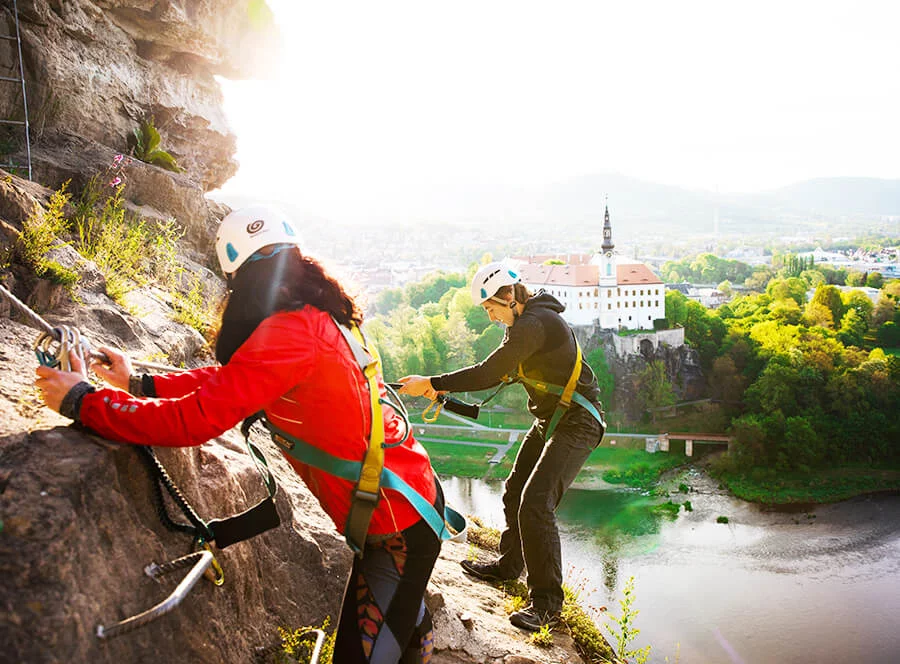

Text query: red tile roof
(518, 263), (599, 286)
(617, 264), (662, 285)
(511, 253), (593, 266)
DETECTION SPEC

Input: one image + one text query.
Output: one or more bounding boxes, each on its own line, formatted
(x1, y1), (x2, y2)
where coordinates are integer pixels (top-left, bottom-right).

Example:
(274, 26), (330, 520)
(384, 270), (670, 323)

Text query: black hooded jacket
(431, 291), (601, 420)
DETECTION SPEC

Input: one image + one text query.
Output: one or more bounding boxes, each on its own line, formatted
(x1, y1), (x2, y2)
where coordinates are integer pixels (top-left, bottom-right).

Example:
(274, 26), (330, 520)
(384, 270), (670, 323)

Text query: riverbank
(424, 432), (900, 508)
(708, 458), (900, 505)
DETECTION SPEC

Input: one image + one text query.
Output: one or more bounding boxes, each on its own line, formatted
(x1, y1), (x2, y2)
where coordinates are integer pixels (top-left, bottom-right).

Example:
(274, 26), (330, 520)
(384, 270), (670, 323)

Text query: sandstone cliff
(1, 0), (278, 252)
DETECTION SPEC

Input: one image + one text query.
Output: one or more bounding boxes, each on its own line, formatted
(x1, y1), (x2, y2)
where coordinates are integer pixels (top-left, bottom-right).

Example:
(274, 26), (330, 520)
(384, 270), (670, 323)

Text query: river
(439, 471), (900, 664)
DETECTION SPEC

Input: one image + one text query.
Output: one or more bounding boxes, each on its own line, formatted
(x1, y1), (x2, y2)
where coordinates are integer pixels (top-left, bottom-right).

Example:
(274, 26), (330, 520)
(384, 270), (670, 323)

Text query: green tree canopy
(635, 360), (675, 414)
(810, 284), (844, 326)
(866, 272), (884, 289)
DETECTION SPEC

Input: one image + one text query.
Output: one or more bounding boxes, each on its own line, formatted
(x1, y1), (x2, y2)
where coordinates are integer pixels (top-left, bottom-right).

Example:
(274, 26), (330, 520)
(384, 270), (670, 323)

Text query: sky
(214, 0), (900, 219)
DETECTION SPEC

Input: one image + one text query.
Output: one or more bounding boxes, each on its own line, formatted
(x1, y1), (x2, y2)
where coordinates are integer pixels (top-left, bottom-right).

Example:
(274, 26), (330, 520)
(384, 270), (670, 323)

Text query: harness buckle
(272, 433), (294, 451)
(352, 489), (381, 505)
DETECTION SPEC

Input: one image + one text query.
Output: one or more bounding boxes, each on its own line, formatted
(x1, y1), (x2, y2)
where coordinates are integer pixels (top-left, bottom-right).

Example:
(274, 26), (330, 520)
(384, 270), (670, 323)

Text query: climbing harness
(479, 333), (607, 439)
(245, 317), (467, 557)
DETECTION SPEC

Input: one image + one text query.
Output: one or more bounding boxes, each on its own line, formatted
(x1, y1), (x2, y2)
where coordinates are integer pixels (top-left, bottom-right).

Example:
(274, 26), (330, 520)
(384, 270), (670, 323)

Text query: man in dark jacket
(400, 262), (605, 631)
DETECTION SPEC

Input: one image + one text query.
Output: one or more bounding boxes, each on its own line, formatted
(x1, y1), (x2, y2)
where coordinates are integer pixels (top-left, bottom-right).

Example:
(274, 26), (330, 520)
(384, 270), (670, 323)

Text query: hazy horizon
(213, 1), (900, 225)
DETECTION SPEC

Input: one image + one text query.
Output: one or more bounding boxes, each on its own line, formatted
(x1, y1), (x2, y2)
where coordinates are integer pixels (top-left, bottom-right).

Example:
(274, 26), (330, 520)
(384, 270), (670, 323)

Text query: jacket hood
(525, 290), (565, 314)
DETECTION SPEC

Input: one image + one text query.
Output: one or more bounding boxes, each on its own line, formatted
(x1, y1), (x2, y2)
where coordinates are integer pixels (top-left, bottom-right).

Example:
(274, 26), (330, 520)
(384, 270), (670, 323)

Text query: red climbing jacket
(78, 306), (437, 536)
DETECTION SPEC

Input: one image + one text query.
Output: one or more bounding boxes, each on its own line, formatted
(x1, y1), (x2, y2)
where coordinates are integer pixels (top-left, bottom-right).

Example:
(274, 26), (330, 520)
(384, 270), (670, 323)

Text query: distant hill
(750, 177), (900, 218)
(210, 174), (900, 237)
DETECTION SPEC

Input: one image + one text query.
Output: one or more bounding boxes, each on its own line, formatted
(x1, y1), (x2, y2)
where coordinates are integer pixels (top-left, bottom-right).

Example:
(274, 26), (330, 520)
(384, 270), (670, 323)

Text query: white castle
(510, 206), (666, 329)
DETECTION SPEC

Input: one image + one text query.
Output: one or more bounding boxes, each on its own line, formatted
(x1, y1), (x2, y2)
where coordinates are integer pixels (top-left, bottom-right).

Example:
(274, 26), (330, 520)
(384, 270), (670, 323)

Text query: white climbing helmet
(471, 261), (521, 305)
(215, 204), (302, 275)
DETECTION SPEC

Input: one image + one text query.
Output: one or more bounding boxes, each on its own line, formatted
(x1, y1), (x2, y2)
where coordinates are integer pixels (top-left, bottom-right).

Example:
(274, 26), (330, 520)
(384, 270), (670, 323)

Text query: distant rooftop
(518, 263), (599, 286)
(617, 264), (663, 285)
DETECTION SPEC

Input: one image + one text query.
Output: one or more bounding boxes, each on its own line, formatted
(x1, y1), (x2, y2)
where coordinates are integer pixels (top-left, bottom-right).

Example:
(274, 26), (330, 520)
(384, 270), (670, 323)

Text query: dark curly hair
(215, 247), (363, 365)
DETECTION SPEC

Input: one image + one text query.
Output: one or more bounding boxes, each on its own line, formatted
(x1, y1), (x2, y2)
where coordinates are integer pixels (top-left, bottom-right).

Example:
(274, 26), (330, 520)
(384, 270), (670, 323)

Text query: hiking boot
(460, 559), (517, 582)
(509, 604), (560, 632)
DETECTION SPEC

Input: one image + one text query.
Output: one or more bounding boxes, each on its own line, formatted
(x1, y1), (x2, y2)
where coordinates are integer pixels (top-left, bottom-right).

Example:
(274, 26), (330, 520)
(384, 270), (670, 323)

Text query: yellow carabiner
(421, 399), (443, 423)
(195, 539), (225, 586)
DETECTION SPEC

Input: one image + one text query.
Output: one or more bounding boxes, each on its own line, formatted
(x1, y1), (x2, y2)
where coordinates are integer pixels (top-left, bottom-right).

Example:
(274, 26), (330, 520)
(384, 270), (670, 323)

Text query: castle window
(656, 300), (659, 307)
(608, 289), (612, 297)
(640, 289), (644, 296)
(624, 302), (628, 308)
(617, 288), (621, 296)
(594, 288), (598, 297)
(607, 303), (611, 310)
(640, 300), (644, 307)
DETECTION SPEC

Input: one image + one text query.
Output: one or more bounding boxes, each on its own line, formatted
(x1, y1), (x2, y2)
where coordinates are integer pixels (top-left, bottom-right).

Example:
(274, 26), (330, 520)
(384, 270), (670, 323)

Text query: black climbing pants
(494, 404), (603, 612)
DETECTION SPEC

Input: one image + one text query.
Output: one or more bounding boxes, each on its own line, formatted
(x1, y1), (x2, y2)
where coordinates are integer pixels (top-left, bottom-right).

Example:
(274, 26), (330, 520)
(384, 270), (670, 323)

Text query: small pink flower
(113, 154), (124, 165)
(109, 176), (122, 187)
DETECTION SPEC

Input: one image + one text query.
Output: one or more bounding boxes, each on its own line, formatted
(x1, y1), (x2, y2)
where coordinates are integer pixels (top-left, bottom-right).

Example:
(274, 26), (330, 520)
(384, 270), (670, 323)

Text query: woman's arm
(89, 345), (220, 398)
(38, 313), (315, 447)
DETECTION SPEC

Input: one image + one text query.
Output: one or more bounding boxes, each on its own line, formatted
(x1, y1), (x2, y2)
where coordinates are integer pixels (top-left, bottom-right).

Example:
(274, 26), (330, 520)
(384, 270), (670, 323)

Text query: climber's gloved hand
(35, 350), (94, 419)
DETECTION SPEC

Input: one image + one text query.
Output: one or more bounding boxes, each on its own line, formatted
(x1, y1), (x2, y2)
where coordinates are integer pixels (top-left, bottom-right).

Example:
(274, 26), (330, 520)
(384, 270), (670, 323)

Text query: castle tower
(598, 204), (616, 284)
(601, 204), (615, 255)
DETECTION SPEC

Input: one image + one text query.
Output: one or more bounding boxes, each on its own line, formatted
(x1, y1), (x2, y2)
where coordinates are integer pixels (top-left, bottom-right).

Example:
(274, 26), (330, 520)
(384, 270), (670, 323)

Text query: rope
(1, 282), (184, 372)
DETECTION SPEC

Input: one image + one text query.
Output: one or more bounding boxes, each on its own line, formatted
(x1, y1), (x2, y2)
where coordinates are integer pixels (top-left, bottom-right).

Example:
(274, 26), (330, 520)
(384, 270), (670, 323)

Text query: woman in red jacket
(35, 205), (441, 664)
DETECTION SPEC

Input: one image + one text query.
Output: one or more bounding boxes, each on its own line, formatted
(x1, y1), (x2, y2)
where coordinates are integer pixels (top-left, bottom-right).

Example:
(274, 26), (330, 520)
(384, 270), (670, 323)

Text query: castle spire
(601, 203), (615, 254)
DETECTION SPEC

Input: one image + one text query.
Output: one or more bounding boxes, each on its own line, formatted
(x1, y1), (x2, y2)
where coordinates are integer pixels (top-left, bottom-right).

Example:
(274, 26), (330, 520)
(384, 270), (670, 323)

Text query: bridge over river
(415, 409), (731, 463)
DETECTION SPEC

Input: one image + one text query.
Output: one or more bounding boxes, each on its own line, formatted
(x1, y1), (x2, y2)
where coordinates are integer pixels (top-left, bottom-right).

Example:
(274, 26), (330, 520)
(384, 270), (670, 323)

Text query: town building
(511, 207), (666, 329)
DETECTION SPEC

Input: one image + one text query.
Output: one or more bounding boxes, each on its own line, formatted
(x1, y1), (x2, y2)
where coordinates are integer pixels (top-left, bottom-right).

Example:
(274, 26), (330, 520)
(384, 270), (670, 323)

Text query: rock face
(579, 327), (707, 420)
(0, 0), (278, 248)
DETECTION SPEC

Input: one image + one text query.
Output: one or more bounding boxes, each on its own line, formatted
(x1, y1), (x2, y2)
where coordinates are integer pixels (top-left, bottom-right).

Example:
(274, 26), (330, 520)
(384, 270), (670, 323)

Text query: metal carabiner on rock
(194, 538), (225, 586)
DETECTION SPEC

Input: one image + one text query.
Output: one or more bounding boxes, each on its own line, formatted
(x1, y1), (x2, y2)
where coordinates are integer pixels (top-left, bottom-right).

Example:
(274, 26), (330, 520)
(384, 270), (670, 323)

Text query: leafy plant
(606, 576), (651, 664)
(275, 617), (335, 664)
(466, 515), (501, 551)
(18, 183), (80, 288)
(129, 118), (185, 173)
(171, 274), (215, 338)
(683, 500), (693, 512)
(717, 515), (730, 524)
(652, 501), (681, 520)
(562, 572), (616, 662)
(74, 188), (151, 301)
(528, 623), (554, 647)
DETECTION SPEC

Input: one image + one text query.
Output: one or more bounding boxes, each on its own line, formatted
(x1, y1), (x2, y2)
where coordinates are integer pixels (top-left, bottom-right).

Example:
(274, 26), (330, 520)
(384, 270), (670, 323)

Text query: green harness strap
(264, 419), (466, 546)
(510, 334), (607, 439)
(257, 318), (465, 556)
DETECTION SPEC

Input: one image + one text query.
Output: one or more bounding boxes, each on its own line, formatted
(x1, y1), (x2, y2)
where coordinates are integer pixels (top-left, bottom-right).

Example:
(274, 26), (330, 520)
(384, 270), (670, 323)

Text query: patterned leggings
(333, 518), (442, 663)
